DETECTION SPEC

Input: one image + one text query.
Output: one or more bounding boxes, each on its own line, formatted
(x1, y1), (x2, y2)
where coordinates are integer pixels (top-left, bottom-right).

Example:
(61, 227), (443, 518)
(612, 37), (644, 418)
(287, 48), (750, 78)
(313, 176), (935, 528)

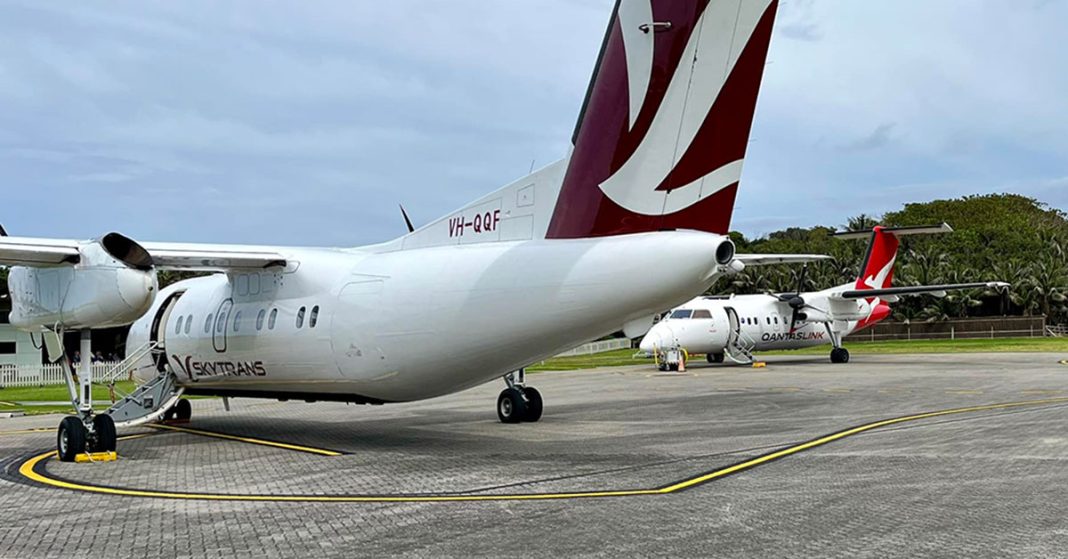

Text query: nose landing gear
(497, 369), (542, 423)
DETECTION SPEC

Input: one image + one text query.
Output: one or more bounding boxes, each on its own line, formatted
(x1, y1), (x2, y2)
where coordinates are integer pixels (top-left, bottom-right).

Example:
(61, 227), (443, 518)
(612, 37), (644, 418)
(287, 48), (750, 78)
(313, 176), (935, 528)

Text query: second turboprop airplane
(0, 0), (801, 461)
(640, 224), (1009, 366)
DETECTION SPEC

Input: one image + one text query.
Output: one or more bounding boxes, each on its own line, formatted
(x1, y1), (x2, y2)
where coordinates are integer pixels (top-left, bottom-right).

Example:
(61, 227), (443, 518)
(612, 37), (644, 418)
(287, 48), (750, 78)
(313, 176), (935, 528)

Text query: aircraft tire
(174, 399), (192, 422)
(707, 353), (725, 364)
(830, 348), (850, 364)
(57, 416), (87, 462)
(497, 388), (527, 424)
(90, 414), (117, 452)
(521, 387), (543, 422)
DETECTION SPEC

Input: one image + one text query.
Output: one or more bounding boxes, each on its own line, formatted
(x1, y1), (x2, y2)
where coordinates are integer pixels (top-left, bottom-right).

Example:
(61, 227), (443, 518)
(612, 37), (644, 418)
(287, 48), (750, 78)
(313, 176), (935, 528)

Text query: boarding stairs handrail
(726, 330), (756, 364)
(98, 340), (159, 384)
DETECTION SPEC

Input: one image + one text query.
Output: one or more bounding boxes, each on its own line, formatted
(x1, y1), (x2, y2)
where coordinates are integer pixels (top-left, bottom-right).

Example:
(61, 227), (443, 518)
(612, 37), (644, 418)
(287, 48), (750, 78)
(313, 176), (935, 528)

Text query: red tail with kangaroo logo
(546, 0), (779, 239)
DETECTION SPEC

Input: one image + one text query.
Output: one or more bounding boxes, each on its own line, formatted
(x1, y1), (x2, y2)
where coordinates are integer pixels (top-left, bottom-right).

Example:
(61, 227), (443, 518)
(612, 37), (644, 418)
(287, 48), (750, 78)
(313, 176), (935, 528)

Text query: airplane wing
(834, 282), (1009, 301)
(0, 236), (81, 266)
(140, 242), (287, 271)
(734, 254), (834, 266)
(0, 235), (286, 271)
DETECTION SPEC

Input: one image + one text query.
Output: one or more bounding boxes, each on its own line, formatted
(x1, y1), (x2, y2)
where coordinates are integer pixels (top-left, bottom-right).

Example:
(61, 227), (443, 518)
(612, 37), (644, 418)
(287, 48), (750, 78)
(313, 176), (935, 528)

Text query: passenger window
(309, 305), (319, 328)
(233, 311), (242, 332)
(766, 317), (771, 325)
(692, 310), (712, 319)
(256, 309), (266, 331)
(205, 314), (213, 333)
(216, 312), (226, 333)
(175, 316), (183, 335)
(774, 317), (779, 324)
(296, 306), (306, 328)
(268, 308), (278, 330)
(185, 315), (192, 335)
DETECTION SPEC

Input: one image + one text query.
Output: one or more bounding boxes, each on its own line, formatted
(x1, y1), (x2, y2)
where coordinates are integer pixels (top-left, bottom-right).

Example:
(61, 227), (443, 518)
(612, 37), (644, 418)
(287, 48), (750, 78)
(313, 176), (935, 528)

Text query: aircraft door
(212, 299), (233, 353)
(149, 291), (185, 372)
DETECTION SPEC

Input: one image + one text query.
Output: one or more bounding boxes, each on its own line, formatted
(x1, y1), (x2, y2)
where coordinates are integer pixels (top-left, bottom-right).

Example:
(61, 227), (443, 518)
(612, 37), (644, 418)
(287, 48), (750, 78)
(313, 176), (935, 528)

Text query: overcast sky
(1, 0), (1066, 246)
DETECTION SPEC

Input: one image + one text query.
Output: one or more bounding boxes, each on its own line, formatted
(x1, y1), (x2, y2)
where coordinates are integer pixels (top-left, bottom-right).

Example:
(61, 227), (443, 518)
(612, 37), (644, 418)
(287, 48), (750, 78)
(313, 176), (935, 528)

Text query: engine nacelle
(8, 233), (158, 330)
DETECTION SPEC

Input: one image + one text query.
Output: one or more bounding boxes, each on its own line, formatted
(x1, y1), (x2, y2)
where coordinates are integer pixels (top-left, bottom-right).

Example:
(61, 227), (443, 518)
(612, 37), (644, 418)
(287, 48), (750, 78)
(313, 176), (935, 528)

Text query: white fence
(555, 338), (632, 357)
(0, 361), (123, 389)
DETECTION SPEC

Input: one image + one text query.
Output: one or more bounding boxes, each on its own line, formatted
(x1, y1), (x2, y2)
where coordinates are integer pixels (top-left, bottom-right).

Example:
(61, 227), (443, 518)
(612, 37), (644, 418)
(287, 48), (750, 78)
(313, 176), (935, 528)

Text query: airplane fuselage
(639, 291), (888, 357)
(128, 231), (730, 403)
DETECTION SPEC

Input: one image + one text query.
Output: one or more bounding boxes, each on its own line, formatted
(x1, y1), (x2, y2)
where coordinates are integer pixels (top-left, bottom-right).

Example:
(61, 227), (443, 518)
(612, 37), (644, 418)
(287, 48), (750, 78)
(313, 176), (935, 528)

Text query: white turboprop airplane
(0, 0), (805, 462)
(640, 224), (1009, 366)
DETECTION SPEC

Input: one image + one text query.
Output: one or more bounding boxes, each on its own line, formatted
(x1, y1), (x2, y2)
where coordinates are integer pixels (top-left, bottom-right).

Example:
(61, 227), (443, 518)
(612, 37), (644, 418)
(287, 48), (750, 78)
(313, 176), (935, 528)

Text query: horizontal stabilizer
(834, 281), (1009, 300)
(833, 222), (953, 240)
(735, 254), (833, 266)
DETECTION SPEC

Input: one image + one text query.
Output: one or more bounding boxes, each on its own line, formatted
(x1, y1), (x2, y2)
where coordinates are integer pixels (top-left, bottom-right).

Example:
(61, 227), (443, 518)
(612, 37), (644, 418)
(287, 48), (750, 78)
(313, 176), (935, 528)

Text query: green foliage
(715, 194), (1068, 324)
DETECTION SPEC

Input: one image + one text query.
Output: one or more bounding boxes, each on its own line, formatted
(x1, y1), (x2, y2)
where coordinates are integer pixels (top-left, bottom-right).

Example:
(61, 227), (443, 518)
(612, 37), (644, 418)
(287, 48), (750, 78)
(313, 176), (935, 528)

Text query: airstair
(106, 372), (183, 427)
(723, 307), (755, 364)
(95, 341), (183, 427)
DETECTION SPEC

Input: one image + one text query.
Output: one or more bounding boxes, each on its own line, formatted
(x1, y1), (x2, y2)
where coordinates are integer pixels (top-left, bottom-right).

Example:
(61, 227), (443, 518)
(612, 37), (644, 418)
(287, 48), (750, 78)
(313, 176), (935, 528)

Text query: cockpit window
(692, 310), (712, 319)
(669, 309), (693, 320)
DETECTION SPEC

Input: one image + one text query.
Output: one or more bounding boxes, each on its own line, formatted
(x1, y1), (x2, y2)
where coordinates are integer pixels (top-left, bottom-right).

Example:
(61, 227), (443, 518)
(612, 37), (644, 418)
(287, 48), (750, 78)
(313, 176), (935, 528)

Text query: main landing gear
(163, 398), (193, 423)
(825, 324), (850, 364)
(55, 330), (119, 462)
(706, 352), (725, 364)
(497, 369), (543, 424)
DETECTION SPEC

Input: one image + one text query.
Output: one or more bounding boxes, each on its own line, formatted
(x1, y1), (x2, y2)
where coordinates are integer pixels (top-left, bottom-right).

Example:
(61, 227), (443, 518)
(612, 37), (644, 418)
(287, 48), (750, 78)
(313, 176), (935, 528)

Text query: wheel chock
(752, 361), (767, 369)
(74, 451), (117, 463)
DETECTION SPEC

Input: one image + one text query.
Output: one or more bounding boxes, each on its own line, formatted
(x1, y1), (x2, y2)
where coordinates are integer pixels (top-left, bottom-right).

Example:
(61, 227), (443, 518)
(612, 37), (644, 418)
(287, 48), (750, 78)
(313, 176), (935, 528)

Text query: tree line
(718, 194), (1068, 324)
(2, 194), (1065, 325)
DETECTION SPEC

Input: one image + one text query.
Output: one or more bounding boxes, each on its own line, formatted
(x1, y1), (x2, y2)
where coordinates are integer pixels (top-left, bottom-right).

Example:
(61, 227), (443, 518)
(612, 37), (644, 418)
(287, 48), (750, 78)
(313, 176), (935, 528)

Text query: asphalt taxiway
(1, 353), (1066, 558)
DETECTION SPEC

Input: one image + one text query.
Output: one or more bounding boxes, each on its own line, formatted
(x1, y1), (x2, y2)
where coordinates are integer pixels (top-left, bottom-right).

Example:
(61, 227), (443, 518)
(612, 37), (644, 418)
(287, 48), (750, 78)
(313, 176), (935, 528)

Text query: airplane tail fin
(546, 0), (779, 239)
(835, 223), (954, 291)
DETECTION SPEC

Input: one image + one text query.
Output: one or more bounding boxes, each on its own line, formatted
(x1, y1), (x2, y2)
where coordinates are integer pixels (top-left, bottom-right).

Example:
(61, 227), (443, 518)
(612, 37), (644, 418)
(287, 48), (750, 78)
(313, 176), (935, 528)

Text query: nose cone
(640, 324), (667, 354)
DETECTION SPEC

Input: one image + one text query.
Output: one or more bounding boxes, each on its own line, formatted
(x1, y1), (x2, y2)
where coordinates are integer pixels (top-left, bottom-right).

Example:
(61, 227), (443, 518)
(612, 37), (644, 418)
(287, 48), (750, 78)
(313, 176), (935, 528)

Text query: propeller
(770, 264), (810, 332)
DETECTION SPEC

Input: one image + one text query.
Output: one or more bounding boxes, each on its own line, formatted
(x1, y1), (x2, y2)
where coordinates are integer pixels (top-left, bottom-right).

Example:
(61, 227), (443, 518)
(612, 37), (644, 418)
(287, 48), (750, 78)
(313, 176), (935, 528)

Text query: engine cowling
(8, 233), (158, 330)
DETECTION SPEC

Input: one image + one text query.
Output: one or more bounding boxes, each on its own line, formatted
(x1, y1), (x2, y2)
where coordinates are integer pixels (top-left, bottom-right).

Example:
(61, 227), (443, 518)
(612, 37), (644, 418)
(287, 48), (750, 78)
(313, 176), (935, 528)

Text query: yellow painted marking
(823, 388), (852, 394)
(751, 362), (767, 369)
(946, 390), (983, 395)
(18, 397), (1068, 503)
(148, 424), (343, 457)
(75, 451), (117, 463)
(658, 397), (1068, 493)
(0, 401), (17, 407)
(1021, 389), (1063, 395)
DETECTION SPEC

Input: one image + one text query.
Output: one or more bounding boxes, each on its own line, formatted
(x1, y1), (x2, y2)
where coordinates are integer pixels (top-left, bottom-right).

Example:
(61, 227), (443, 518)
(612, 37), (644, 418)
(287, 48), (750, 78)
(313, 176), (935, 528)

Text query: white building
(1, 298), (40, 367)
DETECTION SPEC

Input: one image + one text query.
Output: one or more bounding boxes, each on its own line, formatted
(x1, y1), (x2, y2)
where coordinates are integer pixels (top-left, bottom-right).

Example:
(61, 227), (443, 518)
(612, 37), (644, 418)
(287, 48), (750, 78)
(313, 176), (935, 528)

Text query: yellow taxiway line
(148, 423), (344, 456)
(17, 397), (1068, 503)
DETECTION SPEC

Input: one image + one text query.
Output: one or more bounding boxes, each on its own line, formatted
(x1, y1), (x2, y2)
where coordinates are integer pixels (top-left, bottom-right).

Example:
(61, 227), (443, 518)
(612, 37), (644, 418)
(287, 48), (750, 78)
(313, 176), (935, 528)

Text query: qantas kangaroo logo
(599, 0), (772, 216)
(863, 255), (896, 291)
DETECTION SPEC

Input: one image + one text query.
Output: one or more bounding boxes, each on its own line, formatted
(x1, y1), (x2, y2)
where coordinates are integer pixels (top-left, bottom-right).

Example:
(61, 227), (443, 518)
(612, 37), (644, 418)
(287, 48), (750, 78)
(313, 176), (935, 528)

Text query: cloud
(778, 23), (822, 42)
(841, 123), (897, 152)
(0, 0), (1065, 246)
